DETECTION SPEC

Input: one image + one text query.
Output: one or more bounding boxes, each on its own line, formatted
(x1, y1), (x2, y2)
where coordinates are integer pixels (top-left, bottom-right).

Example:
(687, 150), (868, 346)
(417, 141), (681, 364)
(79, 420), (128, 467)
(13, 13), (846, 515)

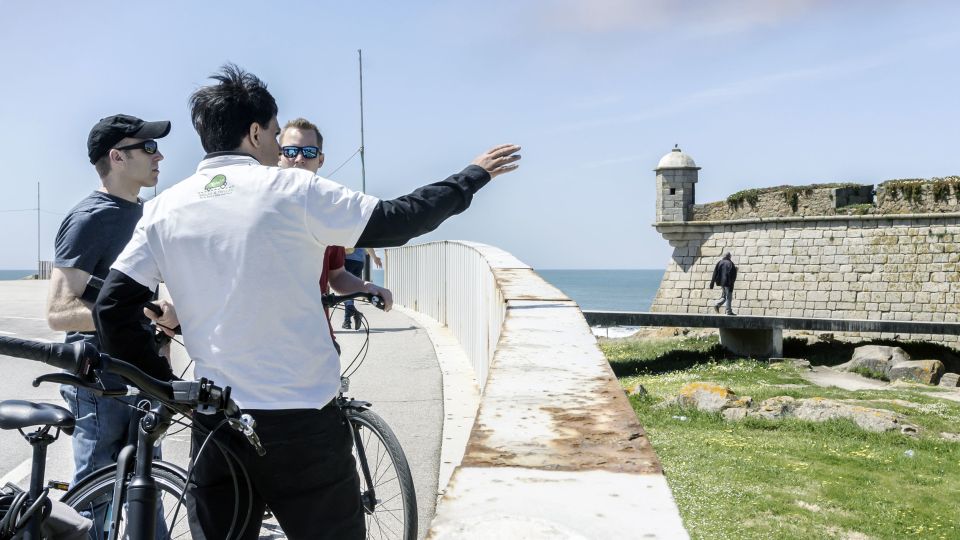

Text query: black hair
(189, 63), (278, 153)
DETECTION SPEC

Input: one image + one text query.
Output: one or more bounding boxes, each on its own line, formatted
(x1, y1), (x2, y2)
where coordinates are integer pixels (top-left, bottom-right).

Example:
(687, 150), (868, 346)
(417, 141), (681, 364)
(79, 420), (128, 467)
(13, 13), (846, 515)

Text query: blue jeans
(61, 376), (166, 538)
(343, 259), (365, 320)
(715, 286), (734, 314)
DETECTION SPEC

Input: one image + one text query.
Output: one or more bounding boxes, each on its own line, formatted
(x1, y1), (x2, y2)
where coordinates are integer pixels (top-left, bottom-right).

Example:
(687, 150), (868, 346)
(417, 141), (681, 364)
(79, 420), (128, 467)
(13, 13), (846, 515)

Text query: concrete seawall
(386, 242), (689, 539)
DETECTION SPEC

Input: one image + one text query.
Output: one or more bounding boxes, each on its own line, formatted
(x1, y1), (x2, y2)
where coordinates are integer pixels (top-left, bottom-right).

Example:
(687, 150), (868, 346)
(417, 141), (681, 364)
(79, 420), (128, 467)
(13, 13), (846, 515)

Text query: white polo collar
(196, 152), (260, 172)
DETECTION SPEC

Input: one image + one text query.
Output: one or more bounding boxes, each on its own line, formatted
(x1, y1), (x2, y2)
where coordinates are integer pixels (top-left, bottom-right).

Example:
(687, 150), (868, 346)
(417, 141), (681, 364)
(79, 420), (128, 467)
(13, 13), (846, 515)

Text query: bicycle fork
(346, 413), (377, 514)
(114, 402), (170, 540)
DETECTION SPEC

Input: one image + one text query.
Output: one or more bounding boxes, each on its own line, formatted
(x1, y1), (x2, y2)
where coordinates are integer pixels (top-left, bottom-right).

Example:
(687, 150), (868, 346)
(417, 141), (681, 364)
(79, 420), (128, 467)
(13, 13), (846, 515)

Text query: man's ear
(109, 149), (124, 165)
(248, 122), (262, 149)
(317, 153), (325, 168)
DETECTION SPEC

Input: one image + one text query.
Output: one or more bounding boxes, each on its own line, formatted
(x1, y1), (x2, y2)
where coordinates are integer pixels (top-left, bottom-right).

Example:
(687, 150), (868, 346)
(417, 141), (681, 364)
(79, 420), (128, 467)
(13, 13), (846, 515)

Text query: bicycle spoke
(368, 510), (401, 539)
(349, 410), (415, 540)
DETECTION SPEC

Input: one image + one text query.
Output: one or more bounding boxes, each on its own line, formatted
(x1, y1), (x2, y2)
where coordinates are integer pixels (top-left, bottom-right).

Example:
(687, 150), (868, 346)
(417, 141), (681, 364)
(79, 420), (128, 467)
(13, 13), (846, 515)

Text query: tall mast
(358, 49), (367, 195)
(36, 182), (40, 278)
(358, 49), (372, 282)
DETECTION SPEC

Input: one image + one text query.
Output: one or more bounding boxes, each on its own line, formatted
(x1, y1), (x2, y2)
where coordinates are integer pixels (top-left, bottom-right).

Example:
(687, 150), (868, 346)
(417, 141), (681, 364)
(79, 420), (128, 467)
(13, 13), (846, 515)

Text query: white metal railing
(38, 260), (53, 280)
(384, 241), (509, 389)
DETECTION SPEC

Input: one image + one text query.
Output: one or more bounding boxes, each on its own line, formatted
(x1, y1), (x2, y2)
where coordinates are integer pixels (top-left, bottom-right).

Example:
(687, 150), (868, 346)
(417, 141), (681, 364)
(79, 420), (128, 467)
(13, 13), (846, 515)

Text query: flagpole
(36, 182), (40, 278)
(359, 48), (367, 195)
(359, 49), (372, 282)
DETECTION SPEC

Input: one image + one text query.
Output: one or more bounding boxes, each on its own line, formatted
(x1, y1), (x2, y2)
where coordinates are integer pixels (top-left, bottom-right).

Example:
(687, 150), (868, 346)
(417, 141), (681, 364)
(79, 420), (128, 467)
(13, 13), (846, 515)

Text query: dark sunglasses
(281, 146), (321, 159)
(114, 140), (159, 155)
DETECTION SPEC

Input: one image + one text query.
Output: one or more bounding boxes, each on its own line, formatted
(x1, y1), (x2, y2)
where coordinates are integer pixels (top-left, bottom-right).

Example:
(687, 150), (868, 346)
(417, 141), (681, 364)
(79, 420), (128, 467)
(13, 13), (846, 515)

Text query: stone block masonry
(652, 214), (960, 344)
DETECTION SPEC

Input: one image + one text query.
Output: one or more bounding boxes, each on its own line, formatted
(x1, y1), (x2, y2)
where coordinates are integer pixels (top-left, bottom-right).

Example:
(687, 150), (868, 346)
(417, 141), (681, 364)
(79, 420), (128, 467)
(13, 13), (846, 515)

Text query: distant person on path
(277, 117), (392, 340)
(341, 247), (383, 329)
(93, 63), (520, 539)
(46, 113), (176, 533)
(710, 252), (738, 315)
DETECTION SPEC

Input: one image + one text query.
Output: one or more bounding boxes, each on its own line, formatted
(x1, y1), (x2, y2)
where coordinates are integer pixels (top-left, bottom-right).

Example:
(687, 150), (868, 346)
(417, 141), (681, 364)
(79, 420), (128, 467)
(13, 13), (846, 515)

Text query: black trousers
(187, 406), (364, 540)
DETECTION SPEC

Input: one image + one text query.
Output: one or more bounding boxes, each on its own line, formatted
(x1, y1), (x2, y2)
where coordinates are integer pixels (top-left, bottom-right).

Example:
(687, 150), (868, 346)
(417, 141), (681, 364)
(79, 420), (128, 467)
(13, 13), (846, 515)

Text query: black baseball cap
(87, 114), (171, 164)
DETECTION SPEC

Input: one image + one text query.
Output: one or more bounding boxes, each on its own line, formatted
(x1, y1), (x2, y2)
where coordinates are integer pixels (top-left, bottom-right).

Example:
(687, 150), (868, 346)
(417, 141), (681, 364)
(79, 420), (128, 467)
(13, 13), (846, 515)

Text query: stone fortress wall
(650, 147), (960, 344)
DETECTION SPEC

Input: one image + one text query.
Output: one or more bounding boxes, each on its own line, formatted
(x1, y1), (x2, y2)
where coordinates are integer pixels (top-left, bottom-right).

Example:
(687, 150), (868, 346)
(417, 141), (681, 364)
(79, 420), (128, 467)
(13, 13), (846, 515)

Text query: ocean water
(0, 269), (34, 280)
(2, 267), (660, 313)
(371, 268), (662, 312)
(537, 269), (663, 312)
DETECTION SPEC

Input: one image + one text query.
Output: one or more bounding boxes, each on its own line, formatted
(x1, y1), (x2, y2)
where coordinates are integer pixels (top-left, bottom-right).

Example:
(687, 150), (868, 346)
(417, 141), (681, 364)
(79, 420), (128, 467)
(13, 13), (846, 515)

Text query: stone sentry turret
(655, 145), (700, 222)
(648, 143), (960, 352)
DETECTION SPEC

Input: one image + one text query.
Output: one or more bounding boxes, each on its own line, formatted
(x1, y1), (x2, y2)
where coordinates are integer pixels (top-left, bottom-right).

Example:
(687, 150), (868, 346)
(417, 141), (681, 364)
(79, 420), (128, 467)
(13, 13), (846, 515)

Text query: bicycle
(323, 291), (418, 540)
(154, 291), (419, 540)
(0, 335), (265, 540)
(1, 291), (417, 540)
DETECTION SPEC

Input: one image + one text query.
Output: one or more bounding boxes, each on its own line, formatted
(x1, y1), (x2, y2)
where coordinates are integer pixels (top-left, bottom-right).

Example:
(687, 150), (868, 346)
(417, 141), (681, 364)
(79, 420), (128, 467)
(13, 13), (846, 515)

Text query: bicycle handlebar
(322, 292), (386, 310)
(0, 335), (264, 454)
(0, 336), (88, 372)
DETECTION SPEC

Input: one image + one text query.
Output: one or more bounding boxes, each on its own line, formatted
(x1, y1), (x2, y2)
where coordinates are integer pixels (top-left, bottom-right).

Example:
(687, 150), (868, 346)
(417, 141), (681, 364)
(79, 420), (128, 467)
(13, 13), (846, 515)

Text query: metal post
(358, 49), (371, 282)
(36, 182), (40, 278)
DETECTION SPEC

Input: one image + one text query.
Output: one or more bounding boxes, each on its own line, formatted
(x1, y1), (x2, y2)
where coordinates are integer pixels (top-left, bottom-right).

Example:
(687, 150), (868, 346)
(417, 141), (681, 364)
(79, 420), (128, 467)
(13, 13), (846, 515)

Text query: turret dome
(656, 145), (700, 170)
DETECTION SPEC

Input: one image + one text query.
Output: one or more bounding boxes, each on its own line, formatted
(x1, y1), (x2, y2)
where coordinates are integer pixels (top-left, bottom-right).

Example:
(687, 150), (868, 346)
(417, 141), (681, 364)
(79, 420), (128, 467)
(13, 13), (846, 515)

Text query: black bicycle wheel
(60, 461), (191, 539)
(347, 408), (418, 540)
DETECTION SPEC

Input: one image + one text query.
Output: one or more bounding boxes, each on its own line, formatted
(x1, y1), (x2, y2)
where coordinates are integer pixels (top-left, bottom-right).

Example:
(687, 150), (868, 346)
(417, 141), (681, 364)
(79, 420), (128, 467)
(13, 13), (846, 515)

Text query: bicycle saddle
(0, 400), (75, 435)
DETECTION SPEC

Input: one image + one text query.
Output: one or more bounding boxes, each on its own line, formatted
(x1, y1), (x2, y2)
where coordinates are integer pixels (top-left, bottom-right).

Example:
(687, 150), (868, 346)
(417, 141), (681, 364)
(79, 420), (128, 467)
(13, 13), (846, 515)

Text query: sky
(0, 0), (958, 270)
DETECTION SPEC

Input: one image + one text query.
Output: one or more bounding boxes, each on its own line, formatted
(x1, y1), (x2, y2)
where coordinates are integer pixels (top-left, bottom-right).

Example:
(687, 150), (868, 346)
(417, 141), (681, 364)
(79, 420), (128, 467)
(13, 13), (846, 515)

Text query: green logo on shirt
(205, 175), (227, 190)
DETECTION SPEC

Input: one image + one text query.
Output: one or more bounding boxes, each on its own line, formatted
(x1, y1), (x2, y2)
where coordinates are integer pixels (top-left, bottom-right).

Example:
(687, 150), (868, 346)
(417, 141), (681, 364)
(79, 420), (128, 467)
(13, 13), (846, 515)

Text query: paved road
(0, 281), (442, 538)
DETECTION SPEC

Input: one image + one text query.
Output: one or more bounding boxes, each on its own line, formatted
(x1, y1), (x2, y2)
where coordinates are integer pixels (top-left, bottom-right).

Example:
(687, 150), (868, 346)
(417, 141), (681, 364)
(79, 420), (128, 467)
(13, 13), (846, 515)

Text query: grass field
(602, 335), (960, 540)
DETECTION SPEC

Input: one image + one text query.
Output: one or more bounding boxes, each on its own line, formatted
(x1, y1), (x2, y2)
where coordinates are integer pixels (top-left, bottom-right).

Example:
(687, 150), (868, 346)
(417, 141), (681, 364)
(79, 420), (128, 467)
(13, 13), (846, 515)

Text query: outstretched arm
(356, 145), (520, 248)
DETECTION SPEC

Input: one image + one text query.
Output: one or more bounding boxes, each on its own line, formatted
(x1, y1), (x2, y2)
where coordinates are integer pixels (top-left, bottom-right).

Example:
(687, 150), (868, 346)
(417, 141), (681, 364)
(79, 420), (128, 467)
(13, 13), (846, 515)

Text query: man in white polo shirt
(93, 63), (520, 539)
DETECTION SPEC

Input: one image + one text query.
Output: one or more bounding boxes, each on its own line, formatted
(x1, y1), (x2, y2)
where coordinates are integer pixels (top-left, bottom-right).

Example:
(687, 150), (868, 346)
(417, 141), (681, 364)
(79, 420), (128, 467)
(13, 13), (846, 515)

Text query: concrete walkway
(0, 281), (443, 539)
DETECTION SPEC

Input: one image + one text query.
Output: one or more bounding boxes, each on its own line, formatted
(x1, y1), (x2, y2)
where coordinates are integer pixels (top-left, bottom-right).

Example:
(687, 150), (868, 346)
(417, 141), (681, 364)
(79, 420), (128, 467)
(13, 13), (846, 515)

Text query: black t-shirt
(53, 191), (143, 349)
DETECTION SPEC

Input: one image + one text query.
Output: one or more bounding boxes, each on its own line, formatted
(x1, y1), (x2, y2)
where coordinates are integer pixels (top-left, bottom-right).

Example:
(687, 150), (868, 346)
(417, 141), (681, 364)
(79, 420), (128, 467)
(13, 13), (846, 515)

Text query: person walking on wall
(710, 252), (738, 315)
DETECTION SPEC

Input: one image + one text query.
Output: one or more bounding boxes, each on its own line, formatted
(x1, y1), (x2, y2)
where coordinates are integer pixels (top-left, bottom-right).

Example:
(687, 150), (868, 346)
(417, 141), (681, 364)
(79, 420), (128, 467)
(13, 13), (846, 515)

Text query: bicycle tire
(346, 408), (418, 540)
(60, 460), (191, 539)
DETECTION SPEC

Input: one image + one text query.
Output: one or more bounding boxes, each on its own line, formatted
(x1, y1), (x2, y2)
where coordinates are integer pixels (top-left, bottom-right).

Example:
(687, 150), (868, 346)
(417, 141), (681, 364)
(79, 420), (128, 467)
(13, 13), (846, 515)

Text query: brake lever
(31, 373), (133, 397)
(32, 372), (88, 389)
(230, 414), (266, 456)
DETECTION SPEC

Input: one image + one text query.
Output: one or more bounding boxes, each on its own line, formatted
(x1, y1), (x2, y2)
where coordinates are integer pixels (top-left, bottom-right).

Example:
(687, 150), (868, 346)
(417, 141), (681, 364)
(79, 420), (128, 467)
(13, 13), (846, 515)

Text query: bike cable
(153, 322), (195, 380)
(336, 303), (374, 379)
(0, 488), (28, 537)
(170, 418), (255, 540)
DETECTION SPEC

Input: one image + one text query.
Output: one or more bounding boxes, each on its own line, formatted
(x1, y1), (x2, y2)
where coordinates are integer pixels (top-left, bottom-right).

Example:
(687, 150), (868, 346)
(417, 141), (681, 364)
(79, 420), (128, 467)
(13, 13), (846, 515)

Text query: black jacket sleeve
(93, 269), (174, 381)
(356, 165), (491, 248)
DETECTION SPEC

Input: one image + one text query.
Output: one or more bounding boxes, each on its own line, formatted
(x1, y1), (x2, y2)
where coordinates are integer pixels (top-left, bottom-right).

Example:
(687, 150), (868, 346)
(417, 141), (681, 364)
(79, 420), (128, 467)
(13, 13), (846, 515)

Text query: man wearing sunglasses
(278, 117), (393, 343)
(93, 64), (520, 539)
(47, 114), (174, 534)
